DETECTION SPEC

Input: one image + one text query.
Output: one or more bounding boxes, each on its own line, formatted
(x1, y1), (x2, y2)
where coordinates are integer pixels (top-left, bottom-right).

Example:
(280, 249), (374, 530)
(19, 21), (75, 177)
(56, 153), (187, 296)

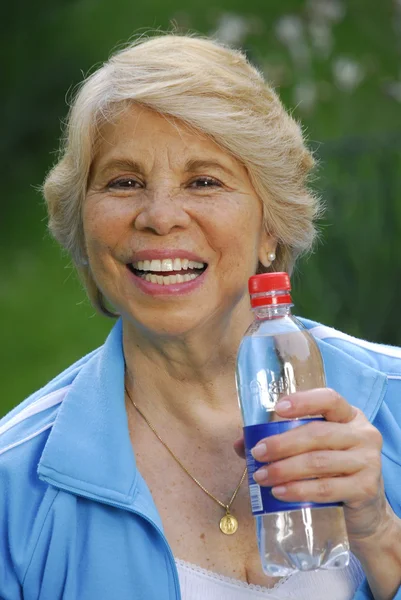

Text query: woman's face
(84, 105), (273, 336)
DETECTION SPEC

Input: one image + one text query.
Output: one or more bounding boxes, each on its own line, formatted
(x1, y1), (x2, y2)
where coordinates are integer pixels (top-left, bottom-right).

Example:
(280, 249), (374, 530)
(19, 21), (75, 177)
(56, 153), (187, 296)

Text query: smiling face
(84, 105), (274, 336)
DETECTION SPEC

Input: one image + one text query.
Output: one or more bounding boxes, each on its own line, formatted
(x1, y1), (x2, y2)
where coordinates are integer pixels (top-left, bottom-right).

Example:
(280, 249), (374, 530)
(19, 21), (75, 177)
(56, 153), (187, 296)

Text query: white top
(176, 555), (364, 600)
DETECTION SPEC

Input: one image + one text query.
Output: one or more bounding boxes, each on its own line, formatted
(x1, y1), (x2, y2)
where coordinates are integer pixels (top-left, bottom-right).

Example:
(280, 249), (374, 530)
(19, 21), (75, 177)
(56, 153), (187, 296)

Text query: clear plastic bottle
(236, 272), (349, 577)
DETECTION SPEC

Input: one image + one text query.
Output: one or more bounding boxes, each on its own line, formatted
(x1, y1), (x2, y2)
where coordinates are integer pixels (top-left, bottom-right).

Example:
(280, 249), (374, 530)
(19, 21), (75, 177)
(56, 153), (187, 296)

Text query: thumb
(233, 436), (246, 459)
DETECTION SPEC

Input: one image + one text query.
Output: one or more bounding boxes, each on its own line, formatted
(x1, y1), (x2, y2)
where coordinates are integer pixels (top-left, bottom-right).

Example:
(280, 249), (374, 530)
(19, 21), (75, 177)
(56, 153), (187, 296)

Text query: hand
(234, 388), (392, 545)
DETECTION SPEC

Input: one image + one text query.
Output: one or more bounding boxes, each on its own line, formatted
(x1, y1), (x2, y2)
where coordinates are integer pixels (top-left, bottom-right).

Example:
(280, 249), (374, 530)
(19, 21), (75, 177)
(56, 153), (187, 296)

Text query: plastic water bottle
(236, 272), (349, 577)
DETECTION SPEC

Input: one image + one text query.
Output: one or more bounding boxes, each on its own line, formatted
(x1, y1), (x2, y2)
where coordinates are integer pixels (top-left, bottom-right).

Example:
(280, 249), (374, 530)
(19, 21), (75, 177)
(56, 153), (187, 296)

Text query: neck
(122, 302), (253, 431)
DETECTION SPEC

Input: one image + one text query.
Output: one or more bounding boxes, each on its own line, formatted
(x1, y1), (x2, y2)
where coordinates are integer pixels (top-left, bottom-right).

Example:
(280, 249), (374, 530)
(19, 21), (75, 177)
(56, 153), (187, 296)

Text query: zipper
(38, 475), (181, 600)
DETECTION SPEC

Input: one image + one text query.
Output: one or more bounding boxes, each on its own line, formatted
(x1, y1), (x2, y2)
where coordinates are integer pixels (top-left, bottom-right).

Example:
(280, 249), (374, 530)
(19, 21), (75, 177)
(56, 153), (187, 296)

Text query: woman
(1, 34), (400, 600)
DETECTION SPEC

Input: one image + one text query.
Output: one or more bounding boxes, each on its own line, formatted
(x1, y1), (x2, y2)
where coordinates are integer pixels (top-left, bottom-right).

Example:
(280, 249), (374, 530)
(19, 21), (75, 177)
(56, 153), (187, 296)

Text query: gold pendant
(219, 512), (238, 535)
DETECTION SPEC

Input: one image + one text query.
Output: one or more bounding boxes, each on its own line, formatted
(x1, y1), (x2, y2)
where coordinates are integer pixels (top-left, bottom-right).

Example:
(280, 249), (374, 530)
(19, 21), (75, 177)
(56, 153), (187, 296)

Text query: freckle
(200, 533), (205, 540)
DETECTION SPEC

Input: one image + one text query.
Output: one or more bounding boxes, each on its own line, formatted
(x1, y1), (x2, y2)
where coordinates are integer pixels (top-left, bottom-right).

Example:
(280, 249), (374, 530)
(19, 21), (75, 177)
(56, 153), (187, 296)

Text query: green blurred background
(2, 0), (401, 416)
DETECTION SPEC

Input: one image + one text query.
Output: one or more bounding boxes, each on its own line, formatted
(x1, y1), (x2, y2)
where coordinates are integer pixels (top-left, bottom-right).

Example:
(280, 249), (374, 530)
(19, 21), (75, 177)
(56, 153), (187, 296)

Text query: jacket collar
(38, 320), (162, 527)
(38, 318), (387, 512)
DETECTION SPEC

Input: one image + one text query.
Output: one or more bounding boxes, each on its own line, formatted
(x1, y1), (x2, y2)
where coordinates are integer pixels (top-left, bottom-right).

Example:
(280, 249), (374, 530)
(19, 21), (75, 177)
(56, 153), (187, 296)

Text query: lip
(127, 249), (207, 264)
(126, 265), (208, 296)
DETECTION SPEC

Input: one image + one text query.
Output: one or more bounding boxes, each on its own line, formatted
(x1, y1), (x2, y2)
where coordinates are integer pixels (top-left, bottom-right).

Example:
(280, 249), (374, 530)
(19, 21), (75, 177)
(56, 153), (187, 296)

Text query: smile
(128, 257), (207, 286)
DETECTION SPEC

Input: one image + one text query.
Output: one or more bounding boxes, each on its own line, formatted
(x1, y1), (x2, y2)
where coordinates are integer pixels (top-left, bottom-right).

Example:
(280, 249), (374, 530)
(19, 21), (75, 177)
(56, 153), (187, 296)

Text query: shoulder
(300, 319), (401, 516)
(0, 346), (103, 513)
(0, 345), (101, 461)
(0, 387), (67, 462)
(0, 347), (103, 588)
(300, 317), (401, 378)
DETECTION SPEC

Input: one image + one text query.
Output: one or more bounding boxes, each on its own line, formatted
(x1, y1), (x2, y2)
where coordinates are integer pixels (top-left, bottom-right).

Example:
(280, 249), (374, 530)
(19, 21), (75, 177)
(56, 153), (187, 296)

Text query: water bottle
(236, 272), (349, 577)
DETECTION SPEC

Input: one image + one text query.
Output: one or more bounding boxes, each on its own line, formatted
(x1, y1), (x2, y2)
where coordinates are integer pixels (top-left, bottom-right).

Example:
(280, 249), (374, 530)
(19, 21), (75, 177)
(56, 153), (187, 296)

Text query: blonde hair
(43, 33), (321, 317)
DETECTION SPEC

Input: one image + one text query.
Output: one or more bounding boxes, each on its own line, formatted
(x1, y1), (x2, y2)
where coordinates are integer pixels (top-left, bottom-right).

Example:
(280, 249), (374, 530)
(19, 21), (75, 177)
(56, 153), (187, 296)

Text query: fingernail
(253, 467), (268, 483)
(275, 399), (292, 412)
(272, 486), (287, 497)
(251, 443), (267, 460)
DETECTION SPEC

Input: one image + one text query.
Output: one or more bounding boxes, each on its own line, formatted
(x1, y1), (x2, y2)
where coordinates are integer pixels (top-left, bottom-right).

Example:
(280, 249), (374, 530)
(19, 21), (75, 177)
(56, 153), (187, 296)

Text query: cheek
(83, 198), (129, 253)
(210, 204), (263, 258)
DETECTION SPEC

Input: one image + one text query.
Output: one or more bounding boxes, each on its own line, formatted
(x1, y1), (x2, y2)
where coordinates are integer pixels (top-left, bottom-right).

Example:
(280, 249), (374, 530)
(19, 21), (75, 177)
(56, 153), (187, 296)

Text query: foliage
(1, 0), (400, 415)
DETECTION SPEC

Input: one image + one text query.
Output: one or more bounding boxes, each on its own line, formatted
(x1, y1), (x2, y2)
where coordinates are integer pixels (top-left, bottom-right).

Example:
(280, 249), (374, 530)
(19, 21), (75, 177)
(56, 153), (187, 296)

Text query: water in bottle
(236, 272), (349, 577)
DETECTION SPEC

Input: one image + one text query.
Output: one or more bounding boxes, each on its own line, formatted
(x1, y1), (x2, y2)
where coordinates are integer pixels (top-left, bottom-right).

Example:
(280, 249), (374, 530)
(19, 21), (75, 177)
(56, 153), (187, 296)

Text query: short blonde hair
(43, 33), (321, 316)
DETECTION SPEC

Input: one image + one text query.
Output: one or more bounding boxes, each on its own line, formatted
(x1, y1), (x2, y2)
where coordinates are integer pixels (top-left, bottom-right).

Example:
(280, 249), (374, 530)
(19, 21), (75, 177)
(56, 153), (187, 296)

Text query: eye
(189, 177), (222, 189)
(107, 178), (143, 189)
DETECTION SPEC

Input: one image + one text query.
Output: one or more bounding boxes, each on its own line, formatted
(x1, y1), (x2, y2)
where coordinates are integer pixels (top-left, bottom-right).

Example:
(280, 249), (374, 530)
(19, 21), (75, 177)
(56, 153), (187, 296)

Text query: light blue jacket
(1, 318), (401, 600)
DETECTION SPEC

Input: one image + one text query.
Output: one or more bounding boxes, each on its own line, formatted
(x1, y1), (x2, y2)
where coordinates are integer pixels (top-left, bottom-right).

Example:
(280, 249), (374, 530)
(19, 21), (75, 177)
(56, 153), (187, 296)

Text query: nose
(133, 189), (191, 235)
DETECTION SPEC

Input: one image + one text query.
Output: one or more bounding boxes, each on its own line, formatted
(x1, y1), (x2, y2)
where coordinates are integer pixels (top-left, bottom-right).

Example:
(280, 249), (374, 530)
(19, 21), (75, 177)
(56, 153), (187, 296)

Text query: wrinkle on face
(89, 109), (251, 196)
(83, 104), (273, 343)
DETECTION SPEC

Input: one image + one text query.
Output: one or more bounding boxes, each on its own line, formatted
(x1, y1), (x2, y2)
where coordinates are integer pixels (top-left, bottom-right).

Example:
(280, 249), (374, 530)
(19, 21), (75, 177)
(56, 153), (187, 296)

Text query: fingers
(275, 388), (357, 424)
(271, 475), (360, 505)
(234, 388), (383, 512)
(251, 415), (378, 463)
(233, 437), (245, 459)
(253, 447), (375, 487)
(269, 468), (382, 506)
(233, 388), (384, 526)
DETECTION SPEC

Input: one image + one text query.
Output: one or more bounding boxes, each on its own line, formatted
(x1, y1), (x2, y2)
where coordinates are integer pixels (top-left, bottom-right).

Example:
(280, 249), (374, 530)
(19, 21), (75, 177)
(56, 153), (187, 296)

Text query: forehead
(93, 104), (244, 173)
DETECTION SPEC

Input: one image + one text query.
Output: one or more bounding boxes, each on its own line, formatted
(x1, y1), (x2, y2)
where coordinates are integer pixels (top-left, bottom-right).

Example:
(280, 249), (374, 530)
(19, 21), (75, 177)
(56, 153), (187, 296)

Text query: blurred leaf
(1, 0), (401, 415)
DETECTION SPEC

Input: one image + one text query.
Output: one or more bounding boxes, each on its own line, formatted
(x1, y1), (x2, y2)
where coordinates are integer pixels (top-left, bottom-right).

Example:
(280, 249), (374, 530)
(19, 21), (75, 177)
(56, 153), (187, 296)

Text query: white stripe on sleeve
(0, 386), (69, 437)
(310, 326), (401, 360)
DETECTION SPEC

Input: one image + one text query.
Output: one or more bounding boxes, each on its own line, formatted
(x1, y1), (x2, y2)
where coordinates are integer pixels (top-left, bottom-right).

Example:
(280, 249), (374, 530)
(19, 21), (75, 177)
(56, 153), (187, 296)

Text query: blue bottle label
(244, 419), (341, 515)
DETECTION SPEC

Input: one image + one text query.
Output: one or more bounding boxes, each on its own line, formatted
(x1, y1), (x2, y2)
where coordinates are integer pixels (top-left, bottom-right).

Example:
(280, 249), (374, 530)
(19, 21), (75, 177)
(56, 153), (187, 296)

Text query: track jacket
(1, 318), (401, 600)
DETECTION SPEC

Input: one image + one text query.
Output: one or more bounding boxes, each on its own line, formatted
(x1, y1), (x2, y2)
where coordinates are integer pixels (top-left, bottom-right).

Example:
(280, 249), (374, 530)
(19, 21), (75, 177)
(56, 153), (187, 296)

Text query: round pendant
(219, 513), (238, 535)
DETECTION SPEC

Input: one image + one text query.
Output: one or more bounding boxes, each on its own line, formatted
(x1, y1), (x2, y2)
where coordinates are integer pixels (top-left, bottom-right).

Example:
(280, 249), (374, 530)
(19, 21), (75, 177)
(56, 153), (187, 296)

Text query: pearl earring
(267, 252), (276, 262)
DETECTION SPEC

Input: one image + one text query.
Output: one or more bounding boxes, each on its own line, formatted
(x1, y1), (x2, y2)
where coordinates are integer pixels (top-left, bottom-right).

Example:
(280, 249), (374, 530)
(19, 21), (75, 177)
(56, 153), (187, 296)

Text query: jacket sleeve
(0, 457), (24, 600)
(0, 433), (54, 600)
(353, 377), (401, 600)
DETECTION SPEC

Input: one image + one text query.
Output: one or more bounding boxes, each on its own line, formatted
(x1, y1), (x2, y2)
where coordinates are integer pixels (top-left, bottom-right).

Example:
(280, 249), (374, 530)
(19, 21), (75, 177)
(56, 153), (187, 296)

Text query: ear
(258, 235), (277, 268)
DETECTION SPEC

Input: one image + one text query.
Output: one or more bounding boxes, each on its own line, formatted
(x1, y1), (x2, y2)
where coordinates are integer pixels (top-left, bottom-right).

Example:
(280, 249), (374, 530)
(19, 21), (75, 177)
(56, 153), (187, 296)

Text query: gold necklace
(125, 386), (247, 535)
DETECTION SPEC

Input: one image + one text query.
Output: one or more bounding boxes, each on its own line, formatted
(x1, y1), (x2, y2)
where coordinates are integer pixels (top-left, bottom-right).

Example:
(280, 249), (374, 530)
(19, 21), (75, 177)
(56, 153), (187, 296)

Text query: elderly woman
(1, 34), (401, 600)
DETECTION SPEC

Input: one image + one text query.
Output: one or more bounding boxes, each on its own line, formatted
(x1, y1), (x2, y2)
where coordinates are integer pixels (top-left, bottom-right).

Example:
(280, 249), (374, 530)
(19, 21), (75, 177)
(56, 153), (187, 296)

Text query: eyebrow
(184, 159), (237, 178)
(92, 157), (237, 179)
(93, 158), (146, 178)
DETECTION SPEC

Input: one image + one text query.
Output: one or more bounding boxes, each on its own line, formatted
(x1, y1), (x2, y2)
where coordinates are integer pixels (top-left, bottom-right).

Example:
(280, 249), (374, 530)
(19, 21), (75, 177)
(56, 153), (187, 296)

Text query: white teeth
(188, 260), (204, 269)
(141, 272), (200, 285)
(161, 259), (173, 272)
(150, 259), (161, 272)
(132, 257), (205, 272)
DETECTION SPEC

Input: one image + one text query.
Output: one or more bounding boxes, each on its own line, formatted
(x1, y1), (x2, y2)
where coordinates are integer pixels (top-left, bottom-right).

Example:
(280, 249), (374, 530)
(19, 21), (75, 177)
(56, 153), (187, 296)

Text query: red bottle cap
(248, 272), (292, 308)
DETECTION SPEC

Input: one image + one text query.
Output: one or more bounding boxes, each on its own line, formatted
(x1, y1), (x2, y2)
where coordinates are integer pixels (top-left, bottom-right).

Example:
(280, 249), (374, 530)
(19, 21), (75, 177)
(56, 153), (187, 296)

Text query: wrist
(349, 502), (397, 553)
(351, 513), (401, 600)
